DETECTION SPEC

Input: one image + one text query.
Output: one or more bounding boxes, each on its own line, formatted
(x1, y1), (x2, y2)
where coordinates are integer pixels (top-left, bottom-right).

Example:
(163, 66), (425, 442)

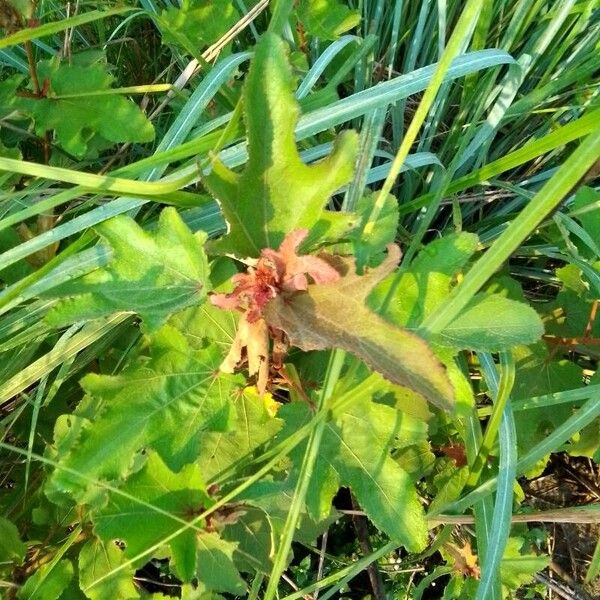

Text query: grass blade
(476, 353), (518, 600)
(422, 131), (600, 334)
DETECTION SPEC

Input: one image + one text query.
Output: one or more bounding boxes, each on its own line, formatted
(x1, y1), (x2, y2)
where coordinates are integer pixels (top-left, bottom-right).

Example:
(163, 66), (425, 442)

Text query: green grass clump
(0, 1), (599, 598)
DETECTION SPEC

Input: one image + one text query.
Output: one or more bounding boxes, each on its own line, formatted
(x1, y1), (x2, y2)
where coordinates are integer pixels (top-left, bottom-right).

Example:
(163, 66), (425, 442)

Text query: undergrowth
(0, 1), (599, 599)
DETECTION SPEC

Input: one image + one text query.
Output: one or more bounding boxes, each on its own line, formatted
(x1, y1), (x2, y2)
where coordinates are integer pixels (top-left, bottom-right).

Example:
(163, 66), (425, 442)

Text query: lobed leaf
(94, 453), (205, 586)
(92, 451), (244, 591)
(47, 328), (237, 502)
(281, 388), (429, 552)
(16, 62), (154, 158)
(46, 208), (210, 333)
(265, 245), (455, 411)
(203, 33), (359, 258)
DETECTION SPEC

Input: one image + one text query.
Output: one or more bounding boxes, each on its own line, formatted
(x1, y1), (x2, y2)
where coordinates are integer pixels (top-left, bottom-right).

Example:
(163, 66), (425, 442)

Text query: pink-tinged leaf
(221, 315), (270, 396)
(210, 230), (343, 392)
(264, 246), (455, 411)
(262, 229), (340, 290)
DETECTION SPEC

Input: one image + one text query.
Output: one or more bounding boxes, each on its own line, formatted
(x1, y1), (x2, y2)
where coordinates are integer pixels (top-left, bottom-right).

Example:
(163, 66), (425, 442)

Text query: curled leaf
(264, 246), (455, 411)
(211, 229), (338, 394)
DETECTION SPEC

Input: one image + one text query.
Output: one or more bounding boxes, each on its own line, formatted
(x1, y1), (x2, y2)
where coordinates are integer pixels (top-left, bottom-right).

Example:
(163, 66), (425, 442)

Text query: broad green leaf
(332, 401), (427, 550)
(562, 371), (600, 459)
(429, 462), (469, 515)
(297, 0), (361, 40)
(500, 538), (549, 592)
(18, 559), (74, 600)
(282, 394), (428, 551)
(511, 343), (584, 474)
(47, 328), (236, 502)
(572, 186), (600, 254)
(170, 301), (238, 352)
(542, 265), (599, 340)
(158, 0), (238, 55)
(265, 245), (455, 411)
(370, 232), (480, 328)
(238, 479), (337, 550)
(393, 441), (436, 481)
(350, 192), (400, 268)
(92, 452), (244, 592)
(79, 538), (140, 600)
(436, 294), (543, 351)
(93, 452), (209, 582)
(195, 532), (246, 594)
(203, 33), (358, 258)
(222, 506), (275, 573)
(0, 74), (23, 118)
(16, 62), (154, 158)
(46, 208), (210, 332)
(196, 386), (282, 481)
(0, 516), (26, 564)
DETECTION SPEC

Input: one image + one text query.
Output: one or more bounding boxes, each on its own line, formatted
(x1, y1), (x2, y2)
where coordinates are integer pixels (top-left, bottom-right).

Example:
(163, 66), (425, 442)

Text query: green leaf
(511, 343), (584, 474)
(350, 192), (400, 268)
(393, 441), (436, 481)
(92, 452), (244, 592)
(93, 452), (209, 582)
(283, 392), (428, 552)
(196, 386), (282, 481)
(436, 294), (544, 351)
(16, 62), (154, 158)
(203, 33), (358, 258)
(238, 479), (337, 552)
(47, 328), (236, 502)
(195, 531), (246, 594)
(0, 74), (23, 119)
(46, 208), (210, 332)
(158, 0), (238, 55)
(18, 559), (74, 600)
(79, 538), (140, 600)
(429, 462), (469, 515)
(221, 506), (274, 573)
(500, 538), (549, 592)
(297, 0), (361, 40)
(265, 245), (455, 411)
(542, 265), (599, 340)
(0, 516), (26, 564)
(371, 232), (480, 328)
(572, 186), (600, 252)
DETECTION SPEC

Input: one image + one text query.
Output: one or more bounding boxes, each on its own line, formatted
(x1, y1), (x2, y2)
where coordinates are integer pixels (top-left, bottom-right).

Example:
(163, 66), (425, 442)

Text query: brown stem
(23, 4), (51, 163)
(584, 300), (598, 338)
(543, 335), (600, 347)
(350, 495), (387, 600)
(24, 40), (41, 95)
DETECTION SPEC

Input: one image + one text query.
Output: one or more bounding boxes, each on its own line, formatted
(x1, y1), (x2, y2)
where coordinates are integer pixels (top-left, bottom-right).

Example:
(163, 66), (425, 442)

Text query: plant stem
(263, 350), (346, 600)
(350, 494), (386, 600)
(268, 0), (294, 35)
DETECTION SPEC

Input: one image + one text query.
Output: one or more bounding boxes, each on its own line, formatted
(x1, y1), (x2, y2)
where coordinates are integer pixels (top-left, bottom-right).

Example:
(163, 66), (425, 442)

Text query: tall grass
(0, 0), (599, 597)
